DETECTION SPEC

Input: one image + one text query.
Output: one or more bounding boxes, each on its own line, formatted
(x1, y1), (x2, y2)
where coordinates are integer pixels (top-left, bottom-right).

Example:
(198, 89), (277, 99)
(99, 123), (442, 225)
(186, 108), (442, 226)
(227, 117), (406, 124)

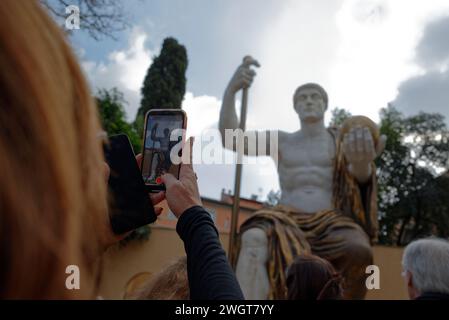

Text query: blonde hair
(130, 257), (189, 300)
(0, 1), (107, 298)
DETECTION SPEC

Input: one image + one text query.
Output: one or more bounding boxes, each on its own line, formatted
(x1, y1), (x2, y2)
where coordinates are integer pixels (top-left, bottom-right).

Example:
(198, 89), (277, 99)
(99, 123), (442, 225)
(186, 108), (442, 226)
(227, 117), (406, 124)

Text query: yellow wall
(366, 246), (408, 300)
(98, 226), (408, 300)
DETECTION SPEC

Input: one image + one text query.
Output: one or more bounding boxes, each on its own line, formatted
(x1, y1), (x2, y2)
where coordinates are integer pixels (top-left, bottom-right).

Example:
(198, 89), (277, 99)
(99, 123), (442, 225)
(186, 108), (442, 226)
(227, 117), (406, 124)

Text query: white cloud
(81, 27), (154, 120)
(392, 15), (449, 120)
(181, 92), (221, 137)
(238, 0), (449, 130)
(248, 0), (343, 132)
(330, 0), (449, 122)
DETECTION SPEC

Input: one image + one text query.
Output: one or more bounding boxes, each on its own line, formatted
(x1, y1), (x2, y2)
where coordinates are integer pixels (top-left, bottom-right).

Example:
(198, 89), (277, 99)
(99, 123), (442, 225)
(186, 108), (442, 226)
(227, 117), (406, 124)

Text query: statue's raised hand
(226, 56), (260, 94)
(343, 127), (387, 182)
(343, 127), (386, 164)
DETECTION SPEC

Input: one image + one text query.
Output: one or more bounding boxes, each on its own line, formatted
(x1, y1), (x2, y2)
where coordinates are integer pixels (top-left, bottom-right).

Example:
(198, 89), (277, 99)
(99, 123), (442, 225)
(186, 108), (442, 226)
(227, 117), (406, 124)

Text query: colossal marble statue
(218, 57), (386, 299)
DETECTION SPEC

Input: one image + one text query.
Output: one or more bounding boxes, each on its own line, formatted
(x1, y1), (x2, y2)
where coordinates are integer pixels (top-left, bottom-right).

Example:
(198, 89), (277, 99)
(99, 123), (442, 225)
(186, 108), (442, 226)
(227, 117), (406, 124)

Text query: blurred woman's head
(0, 1), (107, 298)
(130, 256), (189, 300)
(286, 254), (343, 300)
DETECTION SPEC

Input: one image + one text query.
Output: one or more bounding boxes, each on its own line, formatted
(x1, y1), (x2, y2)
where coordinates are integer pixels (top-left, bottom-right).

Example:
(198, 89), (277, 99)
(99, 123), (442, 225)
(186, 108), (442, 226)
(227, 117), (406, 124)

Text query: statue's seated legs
(235, 228), (270, 299)
(235, 223), (373, 300)
(323, 227), (373, 299)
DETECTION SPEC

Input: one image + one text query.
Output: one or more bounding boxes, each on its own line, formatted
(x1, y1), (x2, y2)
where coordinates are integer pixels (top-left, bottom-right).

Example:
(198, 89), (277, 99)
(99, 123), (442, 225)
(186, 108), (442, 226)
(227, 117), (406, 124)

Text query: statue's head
(293, 83), (328, 122)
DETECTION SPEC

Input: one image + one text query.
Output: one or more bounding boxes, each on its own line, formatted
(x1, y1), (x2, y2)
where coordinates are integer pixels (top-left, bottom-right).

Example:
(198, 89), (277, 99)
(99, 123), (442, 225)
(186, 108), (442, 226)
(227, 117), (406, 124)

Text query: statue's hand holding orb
(341, 116), (387, 166)
(227, 55), (260, 94)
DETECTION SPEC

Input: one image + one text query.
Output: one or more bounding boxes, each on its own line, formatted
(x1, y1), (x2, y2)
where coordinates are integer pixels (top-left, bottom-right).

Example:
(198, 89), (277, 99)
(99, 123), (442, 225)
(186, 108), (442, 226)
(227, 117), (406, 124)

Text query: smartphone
(141, 109), (187, 191)
(103, 134), (157, 234)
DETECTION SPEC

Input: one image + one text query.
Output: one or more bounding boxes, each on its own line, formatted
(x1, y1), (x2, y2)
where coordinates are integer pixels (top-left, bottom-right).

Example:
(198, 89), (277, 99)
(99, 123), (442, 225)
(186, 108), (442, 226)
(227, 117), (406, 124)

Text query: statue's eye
(298, 95), (307, 101)
(312, 93), (321, 100)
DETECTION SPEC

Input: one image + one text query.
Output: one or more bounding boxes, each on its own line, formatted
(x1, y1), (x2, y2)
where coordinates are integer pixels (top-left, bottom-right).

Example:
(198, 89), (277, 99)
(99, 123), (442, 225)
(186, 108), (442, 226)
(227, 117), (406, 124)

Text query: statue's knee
(239, 228), (269, 264)
(241, 228), (268, 248)
(346, 242), (373, 266)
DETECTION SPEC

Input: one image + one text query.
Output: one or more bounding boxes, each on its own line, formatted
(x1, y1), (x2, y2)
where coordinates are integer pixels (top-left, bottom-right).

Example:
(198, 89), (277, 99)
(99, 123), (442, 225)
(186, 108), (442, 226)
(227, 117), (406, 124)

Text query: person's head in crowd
(286, 254), (343, 300)
(0, 0), (112, 298)
(402, 237), (449, 300)
(130, 256), (189, 300)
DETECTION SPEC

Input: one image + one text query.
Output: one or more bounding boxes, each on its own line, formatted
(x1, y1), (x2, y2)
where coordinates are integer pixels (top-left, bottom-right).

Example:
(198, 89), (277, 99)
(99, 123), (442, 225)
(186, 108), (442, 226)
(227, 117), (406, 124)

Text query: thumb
(242, 55), (260, 68)
(161, 173), (178, 189)
(135, 153), (143, 169)
(154, 207), (163, 216)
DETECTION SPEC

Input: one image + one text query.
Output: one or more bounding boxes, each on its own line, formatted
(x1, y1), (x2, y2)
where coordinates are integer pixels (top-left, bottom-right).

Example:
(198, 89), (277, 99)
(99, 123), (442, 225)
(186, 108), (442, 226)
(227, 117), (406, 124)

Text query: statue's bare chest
(279, 131), (336, 169)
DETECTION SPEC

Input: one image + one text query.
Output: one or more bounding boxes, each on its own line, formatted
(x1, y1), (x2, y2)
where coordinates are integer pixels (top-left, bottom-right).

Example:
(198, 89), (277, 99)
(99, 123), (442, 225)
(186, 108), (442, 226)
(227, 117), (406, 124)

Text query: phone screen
(104, 134), (156, 234)
(142, 111), (185, 188)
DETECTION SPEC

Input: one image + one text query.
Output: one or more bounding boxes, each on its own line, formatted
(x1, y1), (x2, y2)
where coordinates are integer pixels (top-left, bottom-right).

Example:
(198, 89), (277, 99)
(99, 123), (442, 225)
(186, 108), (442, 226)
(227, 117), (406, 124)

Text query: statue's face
(294, 88), (326, 122)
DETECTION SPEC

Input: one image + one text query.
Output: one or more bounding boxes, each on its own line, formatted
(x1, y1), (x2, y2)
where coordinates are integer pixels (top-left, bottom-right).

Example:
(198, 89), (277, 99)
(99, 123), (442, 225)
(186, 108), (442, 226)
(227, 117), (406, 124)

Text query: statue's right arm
(219, 58), (258, 133)
(219, 57), (280, 157)
(219, 90), (279, 157)
(219, 86), (240, 133)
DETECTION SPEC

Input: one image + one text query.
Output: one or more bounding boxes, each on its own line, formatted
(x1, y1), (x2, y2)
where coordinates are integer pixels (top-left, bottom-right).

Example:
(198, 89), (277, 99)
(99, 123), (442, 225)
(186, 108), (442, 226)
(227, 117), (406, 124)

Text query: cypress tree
(137, 37), (188, 119)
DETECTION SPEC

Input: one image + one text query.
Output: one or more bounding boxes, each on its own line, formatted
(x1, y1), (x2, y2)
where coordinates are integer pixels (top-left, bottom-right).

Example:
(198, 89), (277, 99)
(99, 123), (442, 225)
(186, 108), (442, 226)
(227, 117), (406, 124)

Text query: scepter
(228, 55), (259, 269)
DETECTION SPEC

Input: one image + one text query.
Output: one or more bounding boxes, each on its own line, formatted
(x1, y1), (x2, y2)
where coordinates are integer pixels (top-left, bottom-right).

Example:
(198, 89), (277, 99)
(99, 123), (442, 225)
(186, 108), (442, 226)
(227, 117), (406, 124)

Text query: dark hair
(286, 254), (343, 300)
(293, 83), (329, 110)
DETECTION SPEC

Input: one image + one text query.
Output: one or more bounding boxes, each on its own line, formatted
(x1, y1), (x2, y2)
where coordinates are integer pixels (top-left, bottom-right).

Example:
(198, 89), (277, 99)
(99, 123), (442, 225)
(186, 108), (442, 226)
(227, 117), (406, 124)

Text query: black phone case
(104, 134), (157, 234)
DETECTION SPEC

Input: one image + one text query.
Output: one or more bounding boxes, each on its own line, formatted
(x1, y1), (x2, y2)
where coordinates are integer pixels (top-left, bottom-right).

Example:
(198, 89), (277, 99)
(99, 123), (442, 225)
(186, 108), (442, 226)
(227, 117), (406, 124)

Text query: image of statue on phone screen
(141, 110), (186, 190)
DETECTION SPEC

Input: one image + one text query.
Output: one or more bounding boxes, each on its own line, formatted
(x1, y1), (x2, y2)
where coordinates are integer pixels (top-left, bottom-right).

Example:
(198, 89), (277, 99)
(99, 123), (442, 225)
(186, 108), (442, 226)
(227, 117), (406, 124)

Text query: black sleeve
(176, 206), (244, 300)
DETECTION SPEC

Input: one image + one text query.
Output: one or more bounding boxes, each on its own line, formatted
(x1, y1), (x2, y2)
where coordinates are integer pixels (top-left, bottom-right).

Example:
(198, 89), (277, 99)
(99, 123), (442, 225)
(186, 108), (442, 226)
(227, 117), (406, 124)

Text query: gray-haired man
(402, 238), (449, 300)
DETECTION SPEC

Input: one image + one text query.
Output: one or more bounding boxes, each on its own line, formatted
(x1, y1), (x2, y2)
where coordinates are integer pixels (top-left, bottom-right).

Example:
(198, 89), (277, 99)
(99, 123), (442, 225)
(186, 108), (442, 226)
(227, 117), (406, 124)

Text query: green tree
(329, 107), (352, 127)
(376, 105), (449, 245)
(96, 88), (141, 152)
(329, 105), (449, 245)
(136, 37), (188, 124)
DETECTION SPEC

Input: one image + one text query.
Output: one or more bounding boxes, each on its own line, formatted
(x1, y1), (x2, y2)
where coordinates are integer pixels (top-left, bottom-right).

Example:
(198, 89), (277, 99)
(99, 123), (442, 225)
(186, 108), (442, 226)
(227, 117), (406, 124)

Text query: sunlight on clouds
(82, 27), (154, 120)
(330, 0), (449, 122)
(182, 92), (221, 137)
(249, 0), (342, 132)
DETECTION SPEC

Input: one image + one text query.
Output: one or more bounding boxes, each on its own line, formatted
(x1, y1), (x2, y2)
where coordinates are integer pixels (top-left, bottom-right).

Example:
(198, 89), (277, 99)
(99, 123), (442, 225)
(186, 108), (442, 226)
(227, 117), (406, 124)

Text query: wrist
(348, 162), (372, 183)
(175, 198), (203, 218)
(224, 86), (237, 97)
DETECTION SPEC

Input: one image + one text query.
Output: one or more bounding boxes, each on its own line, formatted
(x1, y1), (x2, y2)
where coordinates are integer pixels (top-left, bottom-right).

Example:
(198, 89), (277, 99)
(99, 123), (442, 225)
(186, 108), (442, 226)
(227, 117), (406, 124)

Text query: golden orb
(340, 115), (380, 146)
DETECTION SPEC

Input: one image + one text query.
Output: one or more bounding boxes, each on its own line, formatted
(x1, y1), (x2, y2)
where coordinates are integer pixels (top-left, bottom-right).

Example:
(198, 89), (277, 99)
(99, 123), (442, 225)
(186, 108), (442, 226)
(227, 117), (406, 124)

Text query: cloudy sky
(71, 0), (449, 201)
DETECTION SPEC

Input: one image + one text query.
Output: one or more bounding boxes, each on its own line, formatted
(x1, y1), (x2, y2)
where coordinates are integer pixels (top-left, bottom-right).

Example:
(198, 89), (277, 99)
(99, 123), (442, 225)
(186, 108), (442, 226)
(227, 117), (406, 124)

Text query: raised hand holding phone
(161, 137), (202, 218)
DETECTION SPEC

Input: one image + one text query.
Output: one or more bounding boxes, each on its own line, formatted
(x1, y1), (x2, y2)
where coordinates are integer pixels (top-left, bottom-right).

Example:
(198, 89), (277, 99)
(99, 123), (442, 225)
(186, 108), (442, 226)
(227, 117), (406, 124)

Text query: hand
(343, 126), (387, 182)
(226, 56), (260, 94)
(161, 137), (202, 218)
(100, 157), (165, 250)
(343, 127), (386, 164)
